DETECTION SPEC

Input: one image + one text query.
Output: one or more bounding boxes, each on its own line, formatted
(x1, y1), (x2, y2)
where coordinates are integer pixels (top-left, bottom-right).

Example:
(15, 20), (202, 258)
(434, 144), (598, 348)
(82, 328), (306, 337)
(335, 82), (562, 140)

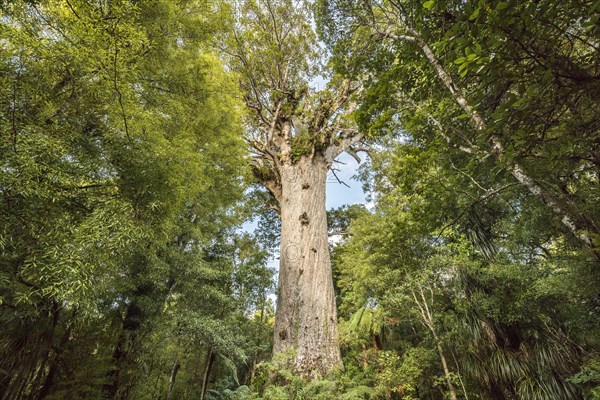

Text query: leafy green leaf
(423, 1), (435, 10)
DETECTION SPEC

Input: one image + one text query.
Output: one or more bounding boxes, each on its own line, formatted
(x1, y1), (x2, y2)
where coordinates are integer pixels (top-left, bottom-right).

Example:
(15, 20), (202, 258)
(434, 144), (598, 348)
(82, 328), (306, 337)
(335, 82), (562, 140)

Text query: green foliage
(316, 1), (600, 395)
(249, 353), (371, 399)
(569, 356), (600, 399)
(290, 131), (315, 162)
(223, 0), (320, 125)
(245, 346), (441, 400)
(327, 136), (595, 397)
(2, 0), (600, 399)
(0, 1), (271, 399)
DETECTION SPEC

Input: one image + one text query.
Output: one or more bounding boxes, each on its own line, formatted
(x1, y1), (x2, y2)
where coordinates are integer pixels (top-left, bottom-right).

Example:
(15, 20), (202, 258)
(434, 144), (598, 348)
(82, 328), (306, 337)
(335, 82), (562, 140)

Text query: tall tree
(222, 0), (365, 375)
(317, 0), (600, 261)
(0, 1), (246, 398)
(331, 140), (590, 398)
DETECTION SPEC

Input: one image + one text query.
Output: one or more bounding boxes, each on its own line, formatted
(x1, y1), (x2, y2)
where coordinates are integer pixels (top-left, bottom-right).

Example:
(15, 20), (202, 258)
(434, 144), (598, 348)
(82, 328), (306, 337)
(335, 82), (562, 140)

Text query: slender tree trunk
(199, 346), (214, 400)
(34, 312), (75, 400)
(451, 349), (469, 400)
(273, 155), (342, 376)
(247, 294), (267, 385)
(28, 303), (60, 400)
(103, 300), (145, 400)
(434, 341), (458, 400)
(394, 28), (600, 259)
(413, 289), (458, 400)
(165, 359), (180, 400)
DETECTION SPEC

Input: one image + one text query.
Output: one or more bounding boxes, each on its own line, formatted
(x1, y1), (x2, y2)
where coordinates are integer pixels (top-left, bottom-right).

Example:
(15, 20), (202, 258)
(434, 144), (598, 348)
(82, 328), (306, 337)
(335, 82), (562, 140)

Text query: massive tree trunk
(241, 85), (360, 377)
(225, 1), (362, 376)
(274, 156), (342, 376)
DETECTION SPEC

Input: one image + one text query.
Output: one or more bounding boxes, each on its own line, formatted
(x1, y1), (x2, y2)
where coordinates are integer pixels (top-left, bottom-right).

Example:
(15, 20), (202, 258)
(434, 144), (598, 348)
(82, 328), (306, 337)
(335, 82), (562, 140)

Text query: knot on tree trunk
(299, 212), (309, 225)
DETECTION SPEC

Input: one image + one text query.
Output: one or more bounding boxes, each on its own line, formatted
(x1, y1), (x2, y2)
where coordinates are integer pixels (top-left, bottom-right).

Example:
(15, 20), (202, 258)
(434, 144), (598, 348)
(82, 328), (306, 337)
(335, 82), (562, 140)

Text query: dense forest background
(1, 0), (599, 399)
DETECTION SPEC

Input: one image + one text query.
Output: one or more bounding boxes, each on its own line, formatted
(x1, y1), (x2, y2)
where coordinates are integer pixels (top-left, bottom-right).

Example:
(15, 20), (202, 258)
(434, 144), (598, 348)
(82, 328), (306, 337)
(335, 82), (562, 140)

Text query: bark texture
(236, 73), (359, 376)
(227, 4), (362, 374)
(274, 156), (342, 375)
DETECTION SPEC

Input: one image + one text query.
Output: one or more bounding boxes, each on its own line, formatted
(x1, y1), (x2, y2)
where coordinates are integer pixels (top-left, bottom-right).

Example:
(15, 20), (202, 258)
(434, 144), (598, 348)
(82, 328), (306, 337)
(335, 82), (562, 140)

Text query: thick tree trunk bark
(273, 155), (342, 376)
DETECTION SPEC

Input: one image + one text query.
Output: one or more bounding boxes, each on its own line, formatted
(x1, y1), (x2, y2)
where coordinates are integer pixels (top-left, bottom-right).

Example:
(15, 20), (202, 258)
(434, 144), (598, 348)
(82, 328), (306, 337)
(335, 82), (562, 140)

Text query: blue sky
(325, 152), (367, 209)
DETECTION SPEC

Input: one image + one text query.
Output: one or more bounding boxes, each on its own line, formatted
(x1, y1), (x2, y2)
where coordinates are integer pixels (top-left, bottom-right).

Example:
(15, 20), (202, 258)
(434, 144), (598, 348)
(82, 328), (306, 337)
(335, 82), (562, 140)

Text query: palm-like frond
(456, 315), (581, 399)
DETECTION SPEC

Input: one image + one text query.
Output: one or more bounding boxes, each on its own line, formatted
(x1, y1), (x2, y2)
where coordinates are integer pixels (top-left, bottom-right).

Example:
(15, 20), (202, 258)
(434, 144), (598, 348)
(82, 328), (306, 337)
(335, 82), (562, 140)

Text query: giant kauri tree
(223, 0), (364, 375)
